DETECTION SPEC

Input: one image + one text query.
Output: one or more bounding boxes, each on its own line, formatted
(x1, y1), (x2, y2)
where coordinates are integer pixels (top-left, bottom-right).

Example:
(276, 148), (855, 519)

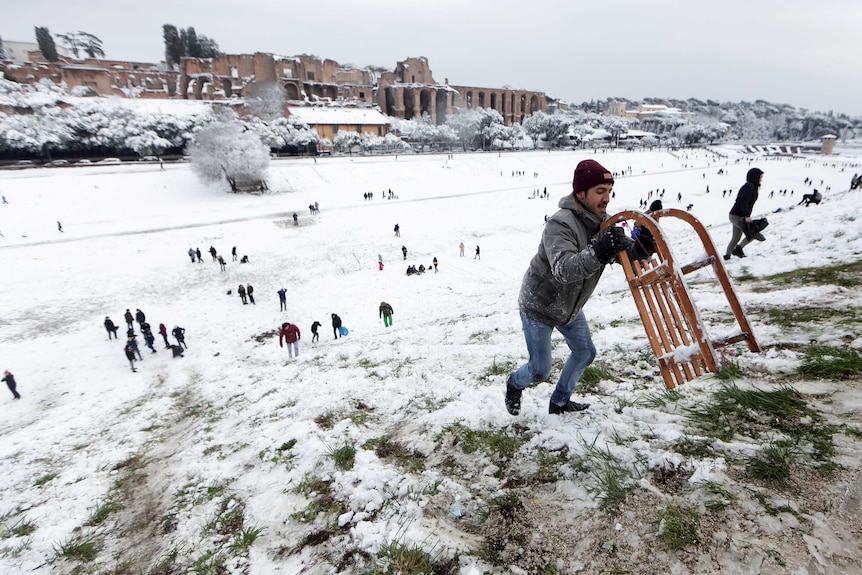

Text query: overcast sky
(4, 0), (861, 116)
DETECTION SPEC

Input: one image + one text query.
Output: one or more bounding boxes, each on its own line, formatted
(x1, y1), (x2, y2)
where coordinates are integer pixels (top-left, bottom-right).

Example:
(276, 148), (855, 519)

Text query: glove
(592, 226), (627, 264)
(631, 226), (656, 260)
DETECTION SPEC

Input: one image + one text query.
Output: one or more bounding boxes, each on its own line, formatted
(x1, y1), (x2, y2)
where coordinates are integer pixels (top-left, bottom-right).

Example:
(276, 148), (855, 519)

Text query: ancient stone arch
(530, 94), (540, 114)
(420, 89), (433, 119)
(435, 90), (448, 125)
(284, 83), (300, 100)
(403, 88), (415, 120)
(466, 91), (473, 109)
(221, 79), (232, 98)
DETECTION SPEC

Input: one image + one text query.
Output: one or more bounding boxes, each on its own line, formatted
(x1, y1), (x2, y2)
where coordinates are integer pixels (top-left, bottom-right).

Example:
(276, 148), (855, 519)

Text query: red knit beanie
(572, 159), (614, 195)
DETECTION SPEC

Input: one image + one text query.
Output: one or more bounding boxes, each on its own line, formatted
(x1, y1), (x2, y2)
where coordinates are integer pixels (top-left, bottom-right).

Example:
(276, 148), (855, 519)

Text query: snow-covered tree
(0, 36), (7, 60)
(187, 119), (270, 192)
(245, 82), (286, 122)
(57, 31), (105, 59)
(162, 25), (183, 69)
(333, 131), (361, 153)
(35, 27), (58, 62)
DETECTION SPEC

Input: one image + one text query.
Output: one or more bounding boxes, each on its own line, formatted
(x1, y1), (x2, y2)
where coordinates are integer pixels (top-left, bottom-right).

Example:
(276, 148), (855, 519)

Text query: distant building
(287, 106), (389, 141)
(821, 134), (837, 155)
(2, 41), (70, 63)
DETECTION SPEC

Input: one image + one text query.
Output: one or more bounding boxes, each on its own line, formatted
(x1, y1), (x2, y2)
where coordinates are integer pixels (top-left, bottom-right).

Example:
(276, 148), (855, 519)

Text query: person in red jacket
(278, 322), (301, 358)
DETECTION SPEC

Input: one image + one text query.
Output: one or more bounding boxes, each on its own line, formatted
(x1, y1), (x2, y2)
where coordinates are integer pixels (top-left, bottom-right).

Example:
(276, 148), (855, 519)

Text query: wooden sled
(601, 209), (760, 389)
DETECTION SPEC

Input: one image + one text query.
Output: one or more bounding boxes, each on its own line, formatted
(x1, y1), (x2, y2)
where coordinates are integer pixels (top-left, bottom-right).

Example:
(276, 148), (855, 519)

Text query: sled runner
(602, 208), (760, 389)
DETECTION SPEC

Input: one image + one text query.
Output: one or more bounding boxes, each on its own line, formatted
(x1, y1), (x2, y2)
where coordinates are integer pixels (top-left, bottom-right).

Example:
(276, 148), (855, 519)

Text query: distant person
(293, 212), (299, 225)
(195, 248), (202, 263)
(232, 246), (237, 261)
(141, 322), (157, 353)
(379, 301), (394, 327)
(2, 370), (21, 399)
(394, 223), (400, 237)
(459, 242), (465, 257)
(432, 257), (438, 273)
(246, 284), (255, 305)
(172, 325), (187, 348)
(159, 323), (170, 348)
(798, 189), (822, 207)
(238, 284), (247, 304)
(277, 288), (287, 311)
(124, 344), (138, 372)
(124, 309), (134, 330)
(279, 322), (301, 358)
(104, 316), (119, 339)
(135, 308), (146, 327)
(474, 245), (481, 259)
(331, 313), (343, 339)
(724, 168), (764, 260)
(402, 245), (408, 260)
(126, 334), (143, 361)
(209, 245), (217, 261)
(188, 248), (196, 263)
(58, 221), (63, 232)
(310, 320), (321, 343)
(217, 255), (226, 271)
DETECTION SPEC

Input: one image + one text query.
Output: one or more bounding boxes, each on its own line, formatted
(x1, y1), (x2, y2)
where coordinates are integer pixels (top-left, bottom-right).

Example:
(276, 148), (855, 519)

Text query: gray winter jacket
(518, 193), (611, 327)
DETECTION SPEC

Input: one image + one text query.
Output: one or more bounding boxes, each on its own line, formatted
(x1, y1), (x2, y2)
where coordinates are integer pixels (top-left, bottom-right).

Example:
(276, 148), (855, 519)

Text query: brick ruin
(1, 52), (546, 125)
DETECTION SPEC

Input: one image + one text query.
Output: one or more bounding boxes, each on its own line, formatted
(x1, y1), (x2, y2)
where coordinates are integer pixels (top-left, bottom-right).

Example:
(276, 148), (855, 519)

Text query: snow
(1, 146), (862, 573)
(287, 106), (389, 126)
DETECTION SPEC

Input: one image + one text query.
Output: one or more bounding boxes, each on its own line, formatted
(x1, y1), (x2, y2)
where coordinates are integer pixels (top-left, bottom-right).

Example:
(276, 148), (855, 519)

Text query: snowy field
(1, 147), (862, 574)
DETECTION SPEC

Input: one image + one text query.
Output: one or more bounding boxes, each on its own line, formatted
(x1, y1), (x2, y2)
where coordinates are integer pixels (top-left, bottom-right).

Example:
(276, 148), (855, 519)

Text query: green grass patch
(745, 443), (795, 488)
(743, 260), (862, 288)
(482, 357), (516, 379)
(53, 535), (102, 562)
(657, 505), (701, 550)
(314, 410), (339, 430)
(766, 307), (859, 329)
(2, 516), (36, 538)
(364, 435), (426, 473)
(699, 480), (737, 511)
(371, 539), (442, 575)
(85, 500), (124, 526)
(441, 422), (528, 460)
(229, 525), (264, 553)
(328, 441), (356, 471)
(799, 345), (862, 379)
(579, 365), (615, 387)
(34, 472), (58, 487)
(574, 437), (636, 511)
(640, 388), (682, 409)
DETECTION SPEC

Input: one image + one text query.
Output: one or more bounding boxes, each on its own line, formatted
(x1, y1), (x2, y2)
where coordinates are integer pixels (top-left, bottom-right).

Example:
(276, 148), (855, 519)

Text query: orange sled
(601, 209), (760, 389)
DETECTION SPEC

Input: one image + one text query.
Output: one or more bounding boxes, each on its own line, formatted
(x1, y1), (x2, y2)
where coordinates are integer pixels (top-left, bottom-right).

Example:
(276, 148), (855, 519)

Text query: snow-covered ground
(1, 147), (861, 574)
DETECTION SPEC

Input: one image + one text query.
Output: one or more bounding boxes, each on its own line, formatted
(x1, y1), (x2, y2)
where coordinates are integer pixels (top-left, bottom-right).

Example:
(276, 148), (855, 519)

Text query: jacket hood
(746, 168), (764, 186)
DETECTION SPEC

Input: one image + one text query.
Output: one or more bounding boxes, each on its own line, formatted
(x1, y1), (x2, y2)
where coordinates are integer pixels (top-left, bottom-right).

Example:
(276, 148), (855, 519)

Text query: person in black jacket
(2, 370), (21, 399)
(311, 320), (321, 343)
(331, 313), (342, 339)
(104, 316), (119, 339)
(725, 168), (764, 260)
(172, 326), (187, 348)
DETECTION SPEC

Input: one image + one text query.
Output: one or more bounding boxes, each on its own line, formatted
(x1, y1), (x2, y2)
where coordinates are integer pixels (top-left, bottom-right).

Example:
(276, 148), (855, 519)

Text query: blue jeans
(511, 310), (596, 407)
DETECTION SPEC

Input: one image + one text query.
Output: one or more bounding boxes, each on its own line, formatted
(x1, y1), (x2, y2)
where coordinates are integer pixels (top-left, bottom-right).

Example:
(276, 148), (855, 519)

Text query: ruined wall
(377, 83), (545, 126)
(3, 51), (547, 125)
